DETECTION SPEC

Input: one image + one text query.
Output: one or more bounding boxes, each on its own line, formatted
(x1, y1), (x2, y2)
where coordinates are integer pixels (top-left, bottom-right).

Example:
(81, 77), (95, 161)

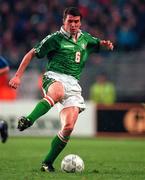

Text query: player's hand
(100, 40), (114, 50)
(9, 76), (21, 89)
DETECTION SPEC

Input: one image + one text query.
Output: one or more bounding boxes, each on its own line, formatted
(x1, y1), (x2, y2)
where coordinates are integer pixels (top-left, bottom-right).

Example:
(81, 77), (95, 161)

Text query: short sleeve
(85, 33), (101, 53)
(34, 34), (58, 58)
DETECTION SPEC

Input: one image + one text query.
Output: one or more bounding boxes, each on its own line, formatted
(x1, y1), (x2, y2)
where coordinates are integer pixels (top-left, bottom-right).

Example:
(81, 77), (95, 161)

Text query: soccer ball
(61, 154), (85, 173)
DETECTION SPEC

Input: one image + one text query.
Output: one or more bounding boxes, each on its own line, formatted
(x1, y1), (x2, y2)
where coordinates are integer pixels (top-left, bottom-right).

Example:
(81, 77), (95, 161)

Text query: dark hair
(63, 7), (82, 20)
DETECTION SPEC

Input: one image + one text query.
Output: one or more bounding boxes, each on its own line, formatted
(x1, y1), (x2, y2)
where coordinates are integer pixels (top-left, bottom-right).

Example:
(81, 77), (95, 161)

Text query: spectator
(89, 73), (116, 104)
(0, 0), (144, 68)
(0, 56), (17, 100)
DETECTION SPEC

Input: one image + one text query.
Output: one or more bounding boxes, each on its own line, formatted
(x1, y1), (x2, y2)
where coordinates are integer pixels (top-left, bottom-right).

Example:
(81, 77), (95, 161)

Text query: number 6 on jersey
(75, 52), (81, 63)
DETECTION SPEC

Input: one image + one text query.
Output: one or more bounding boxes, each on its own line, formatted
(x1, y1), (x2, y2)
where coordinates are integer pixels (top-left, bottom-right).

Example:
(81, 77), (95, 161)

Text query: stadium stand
(0, 0), (145, 101)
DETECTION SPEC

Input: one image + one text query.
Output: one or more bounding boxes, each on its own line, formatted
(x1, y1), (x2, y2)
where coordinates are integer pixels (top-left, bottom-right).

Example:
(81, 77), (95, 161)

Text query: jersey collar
(60, 26), (82, 39)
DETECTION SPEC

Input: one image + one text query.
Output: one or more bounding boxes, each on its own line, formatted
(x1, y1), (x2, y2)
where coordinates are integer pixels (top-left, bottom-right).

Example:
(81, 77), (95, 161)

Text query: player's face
(63, 15), (81, 35)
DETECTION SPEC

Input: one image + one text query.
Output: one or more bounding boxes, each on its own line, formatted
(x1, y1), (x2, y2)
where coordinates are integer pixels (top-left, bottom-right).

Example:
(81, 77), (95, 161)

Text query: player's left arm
(100, 40), (114, 51)
(85, 32), (113, 52)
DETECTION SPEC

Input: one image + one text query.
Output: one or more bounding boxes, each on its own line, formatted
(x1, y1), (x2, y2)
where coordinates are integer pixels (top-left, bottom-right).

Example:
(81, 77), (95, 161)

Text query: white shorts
(43, 71), (86, 112)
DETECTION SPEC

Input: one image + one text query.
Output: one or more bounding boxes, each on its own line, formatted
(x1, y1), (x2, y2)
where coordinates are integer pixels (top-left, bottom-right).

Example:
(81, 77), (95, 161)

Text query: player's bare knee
(56, 90), (64, 100)
(47, 81), (64, 102)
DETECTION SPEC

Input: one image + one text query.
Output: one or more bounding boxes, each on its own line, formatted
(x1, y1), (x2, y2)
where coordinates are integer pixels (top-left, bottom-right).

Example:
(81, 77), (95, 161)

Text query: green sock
(27, 99), (52, 123)
(43, 135), (67, 165)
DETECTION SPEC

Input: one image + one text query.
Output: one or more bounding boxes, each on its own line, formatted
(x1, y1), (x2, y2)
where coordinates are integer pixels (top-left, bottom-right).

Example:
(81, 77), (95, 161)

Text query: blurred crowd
(0, 0), (145, 69)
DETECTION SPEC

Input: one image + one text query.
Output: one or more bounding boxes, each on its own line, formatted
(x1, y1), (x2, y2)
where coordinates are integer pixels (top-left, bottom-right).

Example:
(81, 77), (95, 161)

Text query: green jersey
(34, 27), (100, 80)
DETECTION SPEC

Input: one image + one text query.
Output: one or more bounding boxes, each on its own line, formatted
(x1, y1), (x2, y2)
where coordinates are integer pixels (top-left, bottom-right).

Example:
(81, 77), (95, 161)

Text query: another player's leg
(0, 120), (8, 143)
(17, 81), (64, 131)
(41, 106), (79, 172)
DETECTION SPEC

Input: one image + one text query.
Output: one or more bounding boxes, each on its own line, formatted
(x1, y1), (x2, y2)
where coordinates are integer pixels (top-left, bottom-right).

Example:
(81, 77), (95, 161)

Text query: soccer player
(9, 7), (113, 172)
(0, 56), (9, 143)
(0, 56), (9, 75)
(0, 120), (8, 143)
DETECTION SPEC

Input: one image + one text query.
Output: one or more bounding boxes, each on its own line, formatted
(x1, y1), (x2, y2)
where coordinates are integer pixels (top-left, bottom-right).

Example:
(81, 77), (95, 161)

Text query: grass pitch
(0, 136), (145, 180)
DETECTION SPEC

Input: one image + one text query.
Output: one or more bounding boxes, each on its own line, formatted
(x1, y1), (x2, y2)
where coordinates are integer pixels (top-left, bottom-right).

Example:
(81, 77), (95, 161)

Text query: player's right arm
(9, 48), (35, 89)
(9, 33), (58, 89)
